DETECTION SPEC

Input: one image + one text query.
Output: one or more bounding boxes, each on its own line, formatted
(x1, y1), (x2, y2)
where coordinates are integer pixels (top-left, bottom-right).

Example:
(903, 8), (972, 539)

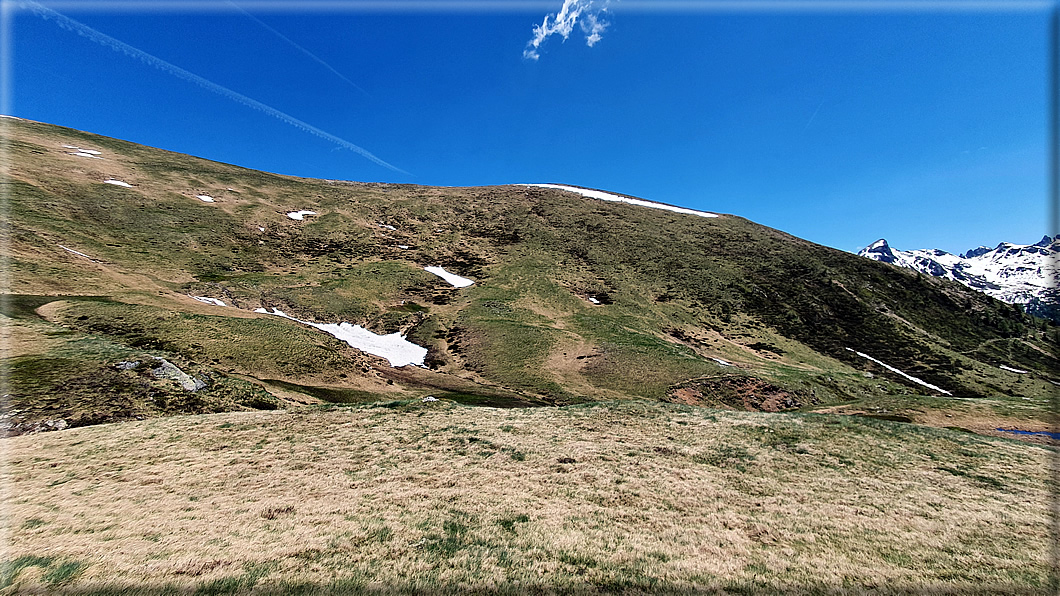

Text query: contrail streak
(803, 100), (823, 131)
(227, 0), (370, 97)
(19, 0), (407, 174)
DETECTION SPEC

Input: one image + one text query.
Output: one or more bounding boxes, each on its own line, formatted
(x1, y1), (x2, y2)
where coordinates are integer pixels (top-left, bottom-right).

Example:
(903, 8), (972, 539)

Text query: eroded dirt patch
(667, 375), (815, 412)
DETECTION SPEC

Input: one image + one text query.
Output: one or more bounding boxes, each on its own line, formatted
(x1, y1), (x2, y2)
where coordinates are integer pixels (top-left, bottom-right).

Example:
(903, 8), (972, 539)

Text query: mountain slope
(3, 118), (1057, 435)
(858, 237), (1059, 320)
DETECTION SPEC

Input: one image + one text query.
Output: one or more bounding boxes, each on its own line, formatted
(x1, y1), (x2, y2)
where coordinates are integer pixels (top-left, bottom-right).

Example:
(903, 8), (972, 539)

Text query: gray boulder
(152, 359), (207, 391)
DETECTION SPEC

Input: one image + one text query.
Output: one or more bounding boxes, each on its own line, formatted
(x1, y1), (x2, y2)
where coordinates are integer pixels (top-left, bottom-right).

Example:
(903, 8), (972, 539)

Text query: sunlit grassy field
(3, 400), (1053, 594)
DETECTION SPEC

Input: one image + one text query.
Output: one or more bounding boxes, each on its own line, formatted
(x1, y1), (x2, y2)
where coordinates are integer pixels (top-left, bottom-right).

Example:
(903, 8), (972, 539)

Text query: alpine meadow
(1, 115), (1057, 594)
(2, 0), (1058, 591)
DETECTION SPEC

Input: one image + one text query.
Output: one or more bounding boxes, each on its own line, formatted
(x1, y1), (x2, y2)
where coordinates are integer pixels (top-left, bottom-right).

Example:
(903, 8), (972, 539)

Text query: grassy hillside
(3, 401), (1053, 594)
(3, 117), (1057, 437)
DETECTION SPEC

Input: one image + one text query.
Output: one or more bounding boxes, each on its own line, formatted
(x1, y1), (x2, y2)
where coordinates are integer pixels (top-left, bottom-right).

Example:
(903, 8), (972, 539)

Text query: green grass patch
(261, 379), (383, 404)
(496, 514), (530, 534)
(41, 560), (87, 587)
(936, 466), (1007, 490)
(0, 555), (56, 588)
(0, 294), (105, 319)
(692, 445), (757, 470)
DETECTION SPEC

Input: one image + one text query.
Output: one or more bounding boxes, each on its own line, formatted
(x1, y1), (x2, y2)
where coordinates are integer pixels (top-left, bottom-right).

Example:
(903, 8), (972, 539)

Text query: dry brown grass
(0, 317), (63, 360)
(2, 401), (1053, 594)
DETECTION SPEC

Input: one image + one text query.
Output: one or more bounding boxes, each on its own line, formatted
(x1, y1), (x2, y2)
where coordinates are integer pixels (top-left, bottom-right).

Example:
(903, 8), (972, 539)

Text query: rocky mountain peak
(858, 239), (896, 264)
(859, 235), (1059, 321)
(960, 246), (992, 259)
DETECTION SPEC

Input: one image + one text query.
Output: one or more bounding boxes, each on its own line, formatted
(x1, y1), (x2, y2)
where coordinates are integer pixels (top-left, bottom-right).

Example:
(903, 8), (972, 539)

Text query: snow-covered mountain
(858, 236), (1059, 317)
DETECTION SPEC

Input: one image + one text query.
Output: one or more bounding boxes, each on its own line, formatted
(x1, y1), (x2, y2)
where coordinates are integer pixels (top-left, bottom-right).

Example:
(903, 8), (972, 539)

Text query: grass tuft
(0, 555), (55, 588)
(261, 505), (296, 520)
(42, 560), (87, 587)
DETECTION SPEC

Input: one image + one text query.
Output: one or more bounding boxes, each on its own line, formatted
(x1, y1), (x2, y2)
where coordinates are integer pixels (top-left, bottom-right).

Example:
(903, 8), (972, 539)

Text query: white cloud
(524, 0), (611, 61)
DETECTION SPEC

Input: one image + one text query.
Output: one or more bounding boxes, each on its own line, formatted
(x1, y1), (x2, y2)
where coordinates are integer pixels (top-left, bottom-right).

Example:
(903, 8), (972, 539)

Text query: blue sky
(7, 1), (1053, 255)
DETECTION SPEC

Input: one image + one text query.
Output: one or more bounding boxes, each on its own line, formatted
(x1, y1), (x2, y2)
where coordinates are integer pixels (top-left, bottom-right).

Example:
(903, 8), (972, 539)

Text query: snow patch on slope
(63, 145), (101, 154)
(103, 179), (133, 188)
(191, 296), (226, 307)
(521, 184), (719, 218)
(58, 245), (95, 261)
(255, 307), (427, 367)
(63, 145), (103, 159)
(287, 210), (317, 220)
(196, 195), (215, 203)
(845, 348), (951, 396)
(424, 266), (474, 288)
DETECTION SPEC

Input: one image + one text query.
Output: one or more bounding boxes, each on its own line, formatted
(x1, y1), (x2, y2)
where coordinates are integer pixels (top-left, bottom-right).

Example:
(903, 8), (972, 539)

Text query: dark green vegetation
(3, 118), (1057, 436)
(1, 555), (86, 590)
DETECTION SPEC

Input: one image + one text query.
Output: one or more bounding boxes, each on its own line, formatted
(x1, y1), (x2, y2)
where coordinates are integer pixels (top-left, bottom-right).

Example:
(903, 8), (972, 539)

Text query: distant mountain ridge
(857, 235), (1059, 320)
